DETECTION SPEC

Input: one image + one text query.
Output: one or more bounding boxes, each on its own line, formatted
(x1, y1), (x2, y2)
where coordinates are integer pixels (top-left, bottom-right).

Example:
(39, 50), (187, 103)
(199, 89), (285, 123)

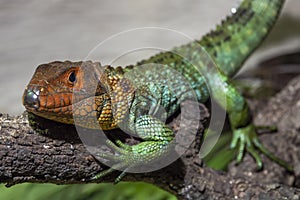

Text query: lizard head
(22, 61), (112, 128)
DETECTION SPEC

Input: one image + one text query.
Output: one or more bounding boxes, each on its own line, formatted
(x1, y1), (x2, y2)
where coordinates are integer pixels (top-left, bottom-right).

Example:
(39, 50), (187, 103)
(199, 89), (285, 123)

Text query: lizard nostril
(23, 87), (40, 108)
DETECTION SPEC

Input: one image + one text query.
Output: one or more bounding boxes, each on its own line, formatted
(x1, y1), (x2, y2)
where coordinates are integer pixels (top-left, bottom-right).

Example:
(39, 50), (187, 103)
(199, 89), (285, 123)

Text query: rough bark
(1, 76), (300, 200)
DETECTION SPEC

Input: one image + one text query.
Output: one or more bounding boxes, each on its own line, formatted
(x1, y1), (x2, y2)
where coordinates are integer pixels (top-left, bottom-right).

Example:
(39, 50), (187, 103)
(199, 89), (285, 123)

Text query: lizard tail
(199, 0), (285, 76)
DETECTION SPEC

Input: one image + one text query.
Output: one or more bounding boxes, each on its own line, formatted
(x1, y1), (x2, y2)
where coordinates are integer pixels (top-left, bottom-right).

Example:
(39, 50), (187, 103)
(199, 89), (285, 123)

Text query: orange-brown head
(22, 61), (113, 129)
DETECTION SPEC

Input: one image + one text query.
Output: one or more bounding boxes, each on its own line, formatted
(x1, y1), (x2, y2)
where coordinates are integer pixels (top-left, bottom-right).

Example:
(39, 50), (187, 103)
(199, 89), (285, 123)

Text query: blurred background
(0, 0), (299, 199)
(0, 0), (299, 115)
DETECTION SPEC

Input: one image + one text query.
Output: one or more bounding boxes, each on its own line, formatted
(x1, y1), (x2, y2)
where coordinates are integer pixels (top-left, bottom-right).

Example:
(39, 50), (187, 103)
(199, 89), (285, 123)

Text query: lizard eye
(68, 71), (77, 83)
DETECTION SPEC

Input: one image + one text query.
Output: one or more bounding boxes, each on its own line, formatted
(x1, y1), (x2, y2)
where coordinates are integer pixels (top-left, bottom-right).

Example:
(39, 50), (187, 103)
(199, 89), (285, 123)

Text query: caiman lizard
(23, 0), (291, 181)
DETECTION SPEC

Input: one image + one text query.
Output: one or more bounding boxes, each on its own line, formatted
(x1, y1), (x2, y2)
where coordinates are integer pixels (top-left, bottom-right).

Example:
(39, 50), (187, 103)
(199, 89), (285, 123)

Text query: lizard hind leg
(203, 68), (292, 172)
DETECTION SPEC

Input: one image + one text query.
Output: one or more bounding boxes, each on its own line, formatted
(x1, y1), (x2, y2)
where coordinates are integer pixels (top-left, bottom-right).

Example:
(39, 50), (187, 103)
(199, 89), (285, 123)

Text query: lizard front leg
(92, 115), (174, 183)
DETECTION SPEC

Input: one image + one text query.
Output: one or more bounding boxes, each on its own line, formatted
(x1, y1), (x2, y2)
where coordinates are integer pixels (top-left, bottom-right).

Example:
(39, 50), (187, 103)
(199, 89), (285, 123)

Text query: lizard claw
(91, 140), (134, 183)
(90, 163), (129, 184)
(230, 124), (293, 172)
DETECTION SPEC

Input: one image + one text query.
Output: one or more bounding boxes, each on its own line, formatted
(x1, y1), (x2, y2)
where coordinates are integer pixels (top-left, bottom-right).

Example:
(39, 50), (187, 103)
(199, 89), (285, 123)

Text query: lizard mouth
(23, 85), (77, 124)
(23, 85), (74, 115)
(22, 83), (106, 126)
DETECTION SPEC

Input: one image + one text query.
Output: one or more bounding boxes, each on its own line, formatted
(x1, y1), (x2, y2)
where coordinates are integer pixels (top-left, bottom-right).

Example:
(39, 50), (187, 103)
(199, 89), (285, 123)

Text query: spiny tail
(199, 0), (285, 76)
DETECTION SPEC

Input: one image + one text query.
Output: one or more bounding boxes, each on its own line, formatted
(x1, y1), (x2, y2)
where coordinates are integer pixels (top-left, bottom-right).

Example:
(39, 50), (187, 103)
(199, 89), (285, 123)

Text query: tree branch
(1, 76), (300, 199)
